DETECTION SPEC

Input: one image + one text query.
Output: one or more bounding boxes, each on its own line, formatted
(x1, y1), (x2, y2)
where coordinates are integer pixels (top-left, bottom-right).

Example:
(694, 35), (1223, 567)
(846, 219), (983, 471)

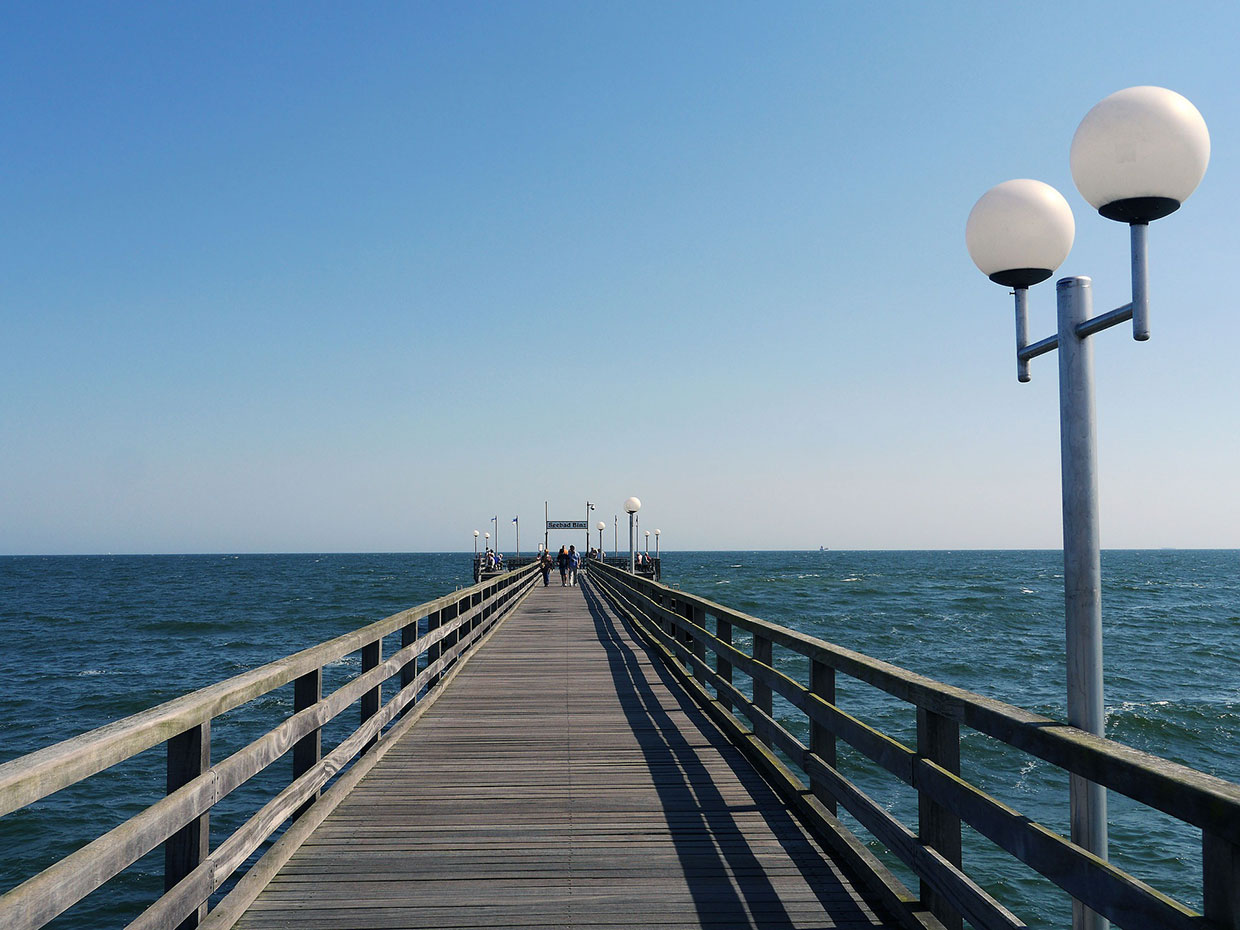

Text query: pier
(2, 562), (1240, 930)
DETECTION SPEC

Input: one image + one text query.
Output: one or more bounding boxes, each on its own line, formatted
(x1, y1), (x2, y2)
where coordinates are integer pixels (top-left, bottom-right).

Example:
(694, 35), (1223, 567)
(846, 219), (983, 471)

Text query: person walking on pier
(556, 545), (569, 586)
(568, 545), (579, 586)
(538, 549), (552, 586)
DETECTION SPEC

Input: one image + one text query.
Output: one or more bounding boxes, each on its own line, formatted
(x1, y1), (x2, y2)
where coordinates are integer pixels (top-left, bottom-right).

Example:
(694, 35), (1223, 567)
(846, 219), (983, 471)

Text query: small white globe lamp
(623, 497), (641, 572)
(654, 528), (661, 558)
(966, 179), (1075, 288)
(1070, 86), (1210, 224)
(473, 529), (480, 555)
(596, 521), (606, 554)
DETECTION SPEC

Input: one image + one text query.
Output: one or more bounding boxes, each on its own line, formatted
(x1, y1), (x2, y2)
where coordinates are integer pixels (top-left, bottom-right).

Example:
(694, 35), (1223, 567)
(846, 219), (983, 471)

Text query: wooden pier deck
(234, 580), (901, 930)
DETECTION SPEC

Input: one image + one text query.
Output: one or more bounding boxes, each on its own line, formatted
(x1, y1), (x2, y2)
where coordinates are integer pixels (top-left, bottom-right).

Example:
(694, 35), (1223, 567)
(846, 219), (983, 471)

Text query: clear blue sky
(3, 2), (1237, 554)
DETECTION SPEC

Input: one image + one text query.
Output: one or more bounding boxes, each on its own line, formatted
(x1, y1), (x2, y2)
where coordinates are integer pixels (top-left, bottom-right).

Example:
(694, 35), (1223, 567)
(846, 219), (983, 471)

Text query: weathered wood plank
(229, 582), (903, 930)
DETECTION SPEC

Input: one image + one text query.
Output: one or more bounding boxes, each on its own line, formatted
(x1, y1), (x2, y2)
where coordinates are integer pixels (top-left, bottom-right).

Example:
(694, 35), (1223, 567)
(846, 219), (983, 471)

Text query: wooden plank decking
(235, 578), (903, 930)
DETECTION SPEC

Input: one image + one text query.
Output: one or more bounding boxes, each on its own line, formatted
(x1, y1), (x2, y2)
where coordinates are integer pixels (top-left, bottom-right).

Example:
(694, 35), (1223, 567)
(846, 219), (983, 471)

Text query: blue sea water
(1, 550), (1238, 929)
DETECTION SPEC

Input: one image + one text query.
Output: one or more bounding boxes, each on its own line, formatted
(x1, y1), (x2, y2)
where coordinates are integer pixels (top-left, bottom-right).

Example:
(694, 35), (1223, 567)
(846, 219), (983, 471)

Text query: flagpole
(515, 517), (520, 560)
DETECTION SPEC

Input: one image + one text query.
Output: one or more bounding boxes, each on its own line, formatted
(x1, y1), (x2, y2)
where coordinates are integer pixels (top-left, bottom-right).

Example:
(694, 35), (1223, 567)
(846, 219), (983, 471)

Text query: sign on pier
(546, 520), (588, 530)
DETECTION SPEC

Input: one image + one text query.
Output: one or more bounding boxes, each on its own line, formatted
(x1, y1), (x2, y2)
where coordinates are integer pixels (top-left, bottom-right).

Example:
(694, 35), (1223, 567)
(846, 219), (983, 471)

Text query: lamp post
(613, 515), (618, 555)
(623, 497), (641, 573)
(585, 501), (594, 554)
(473, 530), (480, 556)
(597, 521), (606, 556)
(644, 530), (650, 555)
(967, 85), (1209, 930)
(491, 515), (498, 554)
(654, 528), (660, 559)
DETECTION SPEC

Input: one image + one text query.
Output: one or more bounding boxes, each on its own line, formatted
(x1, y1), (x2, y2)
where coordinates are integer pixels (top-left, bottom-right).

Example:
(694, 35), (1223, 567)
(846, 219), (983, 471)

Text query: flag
(512, 517), (518, 523)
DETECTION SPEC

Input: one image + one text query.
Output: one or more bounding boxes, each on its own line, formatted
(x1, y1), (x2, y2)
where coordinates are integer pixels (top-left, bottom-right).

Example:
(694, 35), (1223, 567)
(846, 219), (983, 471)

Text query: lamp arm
(1015, 287), (1030, 382)
(1130, 222), (1150, 341)
(1013, 287), (1060, 381)
(1013, 222), (1153, 382)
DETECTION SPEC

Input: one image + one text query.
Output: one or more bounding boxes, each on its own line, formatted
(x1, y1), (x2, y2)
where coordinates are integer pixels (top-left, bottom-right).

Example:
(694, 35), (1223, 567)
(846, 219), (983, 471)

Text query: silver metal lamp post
(624, 497), (641, 573)
(654, 528), (660, 558)
(585, 501), (594, 554)
(473, 530), (479, 556)
(644, 530), (650, 556)
(967, 86), (1210, 930)
(597, 521), (606, 556)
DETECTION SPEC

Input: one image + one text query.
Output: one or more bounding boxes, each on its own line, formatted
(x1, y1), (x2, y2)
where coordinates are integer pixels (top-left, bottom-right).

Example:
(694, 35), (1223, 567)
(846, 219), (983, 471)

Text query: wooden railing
(0, 563), (540, 930)
(587, 560), (1240, 930)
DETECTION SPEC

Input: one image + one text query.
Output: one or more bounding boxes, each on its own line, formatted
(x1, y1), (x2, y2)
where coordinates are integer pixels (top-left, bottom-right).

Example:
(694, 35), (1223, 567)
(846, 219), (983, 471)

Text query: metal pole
(1057, 275), (1108, 930)
(1015, 286), (1031, 383)
(1131, 223), (1150, 341)
(628, 512), (635, 573)
(515, 517), (519, 561)
(614, 516), (618, 557)
(545, 502), (549, 554)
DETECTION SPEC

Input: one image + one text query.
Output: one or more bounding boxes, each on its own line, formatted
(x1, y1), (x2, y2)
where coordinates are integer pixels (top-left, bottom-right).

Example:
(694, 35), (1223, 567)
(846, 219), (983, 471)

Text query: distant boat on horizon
(819, 546), (829, 551)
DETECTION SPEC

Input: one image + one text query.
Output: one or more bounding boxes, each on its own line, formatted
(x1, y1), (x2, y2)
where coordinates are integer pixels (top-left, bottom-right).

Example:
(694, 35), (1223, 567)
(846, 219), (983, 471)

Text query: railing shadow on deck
(586, 560), (1240, 930)
(580, 581), (880, 928)
(0, 564), (541, 930)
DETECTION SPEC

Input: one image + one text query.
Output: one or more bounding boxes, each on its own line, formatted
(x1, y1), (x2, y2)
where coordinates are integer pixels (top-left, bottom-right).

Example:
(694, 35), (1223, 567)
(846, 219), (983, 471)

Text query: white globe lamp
(623, 497), (641, 572)
(966, 179), (1075, 288)
(1070, 86), (1210, 224)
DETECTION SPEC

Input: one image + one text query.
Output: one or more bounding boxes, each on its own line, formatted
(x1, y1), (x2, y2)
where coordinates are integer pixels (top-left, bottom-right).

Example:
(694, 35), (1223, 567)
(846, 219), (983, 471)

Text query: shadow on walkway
(581, 579), (880, 928)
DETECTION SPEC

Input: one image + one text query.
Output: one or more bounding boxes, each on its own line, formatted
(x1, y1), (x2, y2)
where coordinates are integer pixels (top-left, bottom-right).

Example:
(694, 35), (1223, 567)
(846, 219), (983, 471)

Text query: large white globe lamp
(1070, 86), (1210, 224)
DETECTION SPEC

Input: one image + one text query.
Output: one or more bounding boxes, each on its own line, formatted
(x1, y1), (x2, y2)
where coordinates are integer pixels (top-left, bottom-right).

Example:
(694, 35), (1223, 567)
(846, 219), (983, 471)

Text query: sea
(1, 550), (1237, 929)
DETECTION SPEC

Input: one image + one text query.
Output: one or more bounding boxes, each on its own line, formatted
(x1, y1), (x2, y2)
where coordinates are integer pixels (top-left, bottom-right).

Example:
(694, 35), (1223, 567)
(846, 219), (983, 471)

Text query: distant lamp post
(597, 521), (606, 555)
(484, 531), (490, 552)
(654, 528), (660, 559)
(966, 85), (1209, 930)
(614, 515), (618, 555)
(473, 530), (480, 556)
(623, 497), (641, 572)
(585, 501), (595, 554)
(491, 515), (498, 552)
(644, 530), (650, 555)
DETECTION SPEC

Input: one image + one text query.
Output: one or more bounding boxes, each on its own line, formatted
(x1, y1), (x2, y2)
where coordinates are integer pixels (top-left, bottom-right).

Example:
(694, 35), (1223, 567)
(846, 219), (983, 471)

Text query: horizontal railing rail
(0, 562), (540, 930)
(587, 560), (1240, 930)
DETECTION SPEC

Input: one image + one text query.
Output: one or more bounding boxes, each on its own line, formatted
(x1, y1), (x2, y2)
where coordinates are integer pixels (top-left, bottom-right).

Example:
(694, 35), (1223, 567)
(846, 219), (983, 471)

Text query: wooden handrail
(0, 562), (540, 930)
(588, 560), (1240, 930)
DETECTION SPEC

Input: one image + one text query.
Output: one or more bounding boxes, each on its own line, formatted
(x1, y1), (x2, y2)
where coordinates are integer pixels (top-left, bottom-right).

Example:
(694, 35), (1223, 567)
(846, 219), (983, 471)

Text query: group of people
(539, 545), (580, 587)
(480, 548), (504, 570)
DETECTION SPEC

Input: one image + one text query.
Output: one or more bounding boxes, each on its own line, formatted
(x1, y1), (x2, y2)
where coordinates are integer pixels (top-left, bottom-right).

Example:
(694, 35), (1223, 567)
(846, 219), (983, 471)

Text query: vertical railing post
(360, 639), (382, 752)
(292, 669), (322, 818)
(165, 722), (210, 930)
(681, 601), (707, 684)
(1204, 831), (1240, 930)
(810, 658), (837, 815)
(917, 707), (963, 930)
(399, 618), (419, 716)
(716, 616), (733, 712)
(426, 605), (444, 691)
(753, 634), (773, 743)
